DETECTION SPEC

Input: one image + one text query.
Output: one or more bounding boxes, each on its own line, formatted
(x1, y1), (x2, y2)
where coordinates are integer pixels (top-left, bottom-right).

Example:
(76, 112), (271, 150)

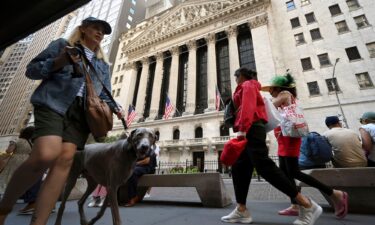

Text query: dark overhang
(0, 0), (91, 51)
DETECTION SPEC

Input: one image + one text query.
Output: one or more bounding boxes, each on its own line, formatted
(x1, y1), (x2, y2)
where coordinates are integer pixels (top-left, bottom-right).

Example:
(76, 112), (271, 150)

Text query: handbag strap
(77, 47), (128, 130)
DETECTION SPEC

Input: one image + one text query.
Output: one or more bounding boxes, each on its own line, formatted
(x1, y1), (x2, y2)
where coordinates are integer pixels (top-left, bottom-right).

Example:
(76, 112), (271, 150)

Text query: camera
(65, 46), (82, 56)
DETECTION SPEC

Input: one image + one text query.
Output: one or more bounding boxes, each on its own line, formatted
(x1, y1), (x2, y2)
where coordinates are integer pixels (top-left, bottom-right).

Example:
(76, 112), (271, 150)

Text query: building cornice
(122, 0), (270, 60)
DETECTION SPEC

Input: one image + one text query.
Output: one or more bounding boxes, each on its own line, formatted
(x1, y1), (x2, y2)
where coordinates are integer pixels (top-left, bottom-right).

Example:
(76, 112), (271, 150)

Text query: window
(356, 72), (374, 89)
(117, 65), (121, 71)
(335, 20), (350, 33)
(114, 77), (118, 84)
(305, 12), (316, 24)
(318, 53), (331, 66)
(131, 0), (136, 5)
(345, 47), (361, 61)
(301, 0), (310, 6)
(126, 23), (131, 29)
(116, 88), (121, 97)
(310, 28), (322, 40)
(129, 8), (135, 14)
(346, 0), (360, 11)
(354, 15), (370, 29)
(301, 57), (313, 70)
(128, 15), (133, 22)
(366, 42), (375, 58)
(286, 1), (296, 11)
(290, 17), (301, 28)
(326, 78), (340, 92)
(294, 33), (306, 45)
(329, 4), (342, 16)
(307, 81), (320, 95)
(119, 75), (123, 83)
(173, 129), (180, 140)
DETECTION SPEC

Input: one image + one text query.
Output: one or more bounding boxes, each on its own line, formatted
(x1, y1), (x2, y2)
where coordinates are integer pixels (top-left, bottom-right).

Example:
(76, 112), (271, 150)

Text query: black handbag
(224, 98), (237, 128)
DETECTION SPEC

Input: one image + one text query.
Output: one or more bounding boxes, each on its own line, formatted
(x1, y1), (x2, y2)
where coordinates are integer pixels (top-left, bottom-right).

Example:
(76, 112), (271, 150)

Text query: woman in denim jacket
(0, 17), (125, 225)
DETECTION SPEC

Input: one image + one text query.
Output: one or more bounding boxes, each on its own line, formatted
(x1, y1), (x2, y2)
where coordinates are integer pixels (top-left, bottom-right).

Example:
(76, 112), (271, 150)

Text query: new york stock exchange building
(110, 0), (375, 172)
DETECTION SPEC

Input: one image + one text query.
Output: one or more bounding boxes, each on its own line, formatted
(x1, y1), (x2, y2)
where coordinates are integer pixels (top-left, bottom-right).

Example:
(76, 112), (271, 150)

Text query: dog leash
(77, 47), (128, 131)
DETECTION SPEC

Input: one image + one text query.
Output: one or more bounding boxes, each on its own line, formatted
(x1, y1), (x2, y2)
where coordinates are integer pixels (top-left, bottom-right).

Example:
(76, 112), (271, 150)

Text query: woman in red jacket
(262, 74), (348, 219)
(221, 67), (322, 225)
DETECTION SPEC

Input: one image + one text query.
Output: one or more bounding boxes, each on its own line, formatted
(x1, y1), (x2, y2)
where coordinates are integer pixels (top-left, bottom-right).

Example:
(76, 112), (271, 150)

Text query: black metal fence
(156, 155), (280, 176)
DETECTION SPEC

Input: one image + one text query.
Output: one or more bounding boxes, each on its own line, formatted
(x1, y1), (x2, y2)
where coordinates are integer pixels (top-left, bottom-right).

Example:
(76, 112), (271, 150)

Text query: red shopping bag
(220, 137), (248, 166)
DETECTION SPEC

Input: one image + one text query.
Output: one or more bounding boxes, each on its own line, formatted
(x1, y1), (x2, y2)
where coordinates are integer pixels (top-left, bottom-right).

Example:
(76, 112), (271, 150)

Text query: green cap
(361, 112), (375, 121)
(261, 73), (296, 91)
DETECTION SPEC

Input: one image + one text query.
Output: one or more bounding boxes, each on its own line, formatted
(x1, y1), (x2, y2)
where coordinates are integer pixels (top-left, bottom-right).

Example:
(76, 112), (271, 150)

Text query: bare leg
(295, 193), (312, 208)
(0, 136), (63, 225)
(30, 142), (77, 225)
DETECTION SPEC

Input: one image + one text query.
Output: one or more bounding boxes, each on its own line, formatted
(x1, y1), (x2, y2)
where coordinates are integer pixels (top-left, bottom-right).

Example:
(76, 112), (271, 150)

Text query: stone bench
(118, 172), (232, 208)
(297, 167), (375, 214)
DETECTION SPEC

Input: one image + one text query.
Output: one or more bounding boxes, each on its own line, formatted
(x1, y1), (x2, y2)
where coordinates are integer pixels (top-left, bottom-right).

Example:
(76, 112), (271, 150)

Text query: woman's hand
(116, 109), (126, 119)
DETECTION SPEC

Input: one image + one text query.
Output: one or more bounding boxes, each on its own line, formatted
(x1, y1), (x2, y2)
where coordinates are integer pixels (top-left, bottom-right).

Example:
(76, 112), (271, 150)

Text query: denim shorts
(32, 97), (90, 150)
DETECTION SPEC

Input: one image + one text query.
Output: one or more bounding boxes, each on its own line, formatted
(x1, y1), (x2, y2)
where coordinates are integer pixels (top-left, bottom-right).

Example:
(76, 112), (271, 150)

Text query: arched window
(173, 129), (180, 140)
(216, 32), (231, 108)
(143, 57), (156, 119)
(155, 131), (160, 141)
(157, 52), (172, 120)
(176, 45), (189, 117)
(220, 125), (229, 136)
(195, 126), (203, 138)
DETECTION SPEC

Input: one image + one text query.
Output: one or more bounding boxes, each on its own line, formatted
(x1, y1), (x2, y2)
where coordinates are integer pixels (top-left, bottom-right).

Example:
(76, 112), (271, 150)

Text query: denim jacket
(26, 38), (116, 115)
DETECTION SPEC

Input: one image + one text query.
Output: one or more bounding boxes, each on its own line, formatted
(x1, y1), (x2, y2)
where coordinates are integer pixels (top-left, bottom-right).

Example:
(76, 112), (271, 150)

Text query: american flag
(215, 85), (222, 111)
(126, 105), (137, 127)
(163, 95), (174, 119)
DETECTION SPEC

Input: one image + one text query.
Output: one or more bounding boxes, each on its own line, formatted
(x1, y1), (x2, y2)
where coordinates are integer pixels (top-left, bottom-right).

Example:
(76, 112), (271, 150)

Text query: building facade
(110, 0), (375, 171)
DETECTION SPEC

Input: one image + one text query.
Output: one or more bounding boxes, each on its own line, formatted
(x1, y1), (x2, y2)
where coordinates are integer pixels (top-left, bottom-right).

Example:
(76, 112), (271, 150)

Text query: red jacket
(232, 80), (268, 133)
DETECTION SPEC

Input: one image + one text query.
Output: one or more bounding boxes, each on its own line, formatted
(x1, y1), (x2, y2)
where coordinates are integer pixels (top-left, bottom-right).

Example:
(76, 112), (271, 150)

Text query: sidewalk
(4, 179), (374, 225)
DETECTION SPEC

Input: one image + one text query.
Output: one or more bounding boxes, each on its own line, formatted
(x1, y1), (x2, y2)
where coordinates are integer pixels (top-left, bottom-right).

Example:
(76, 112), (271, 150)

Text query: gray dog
(55, 127), (155, 225)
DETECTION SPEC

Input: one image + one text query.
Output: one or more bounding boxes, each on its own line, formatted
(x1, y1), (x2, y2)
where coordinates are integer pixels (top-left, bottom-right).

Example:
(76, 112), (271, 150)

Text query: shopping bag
(263, 96), (281, 132)
(220, 137), (247, 166)
(279, 98), (309, 137)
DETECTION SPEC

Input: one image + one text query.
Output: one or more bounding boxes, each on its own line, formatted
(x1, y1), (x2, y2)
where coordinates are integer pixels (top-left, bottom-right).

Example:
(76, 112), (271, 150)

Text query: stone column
(168, 46), (180, 116)
(205, 33), (218, 112)
(248, 13), (275, 85)
(148, 52), (164, 120)
(184, 40), (197, 115)
(226, 25), (240, 93)
(135, 58), (149, 120)
(124, 62), (138, 109)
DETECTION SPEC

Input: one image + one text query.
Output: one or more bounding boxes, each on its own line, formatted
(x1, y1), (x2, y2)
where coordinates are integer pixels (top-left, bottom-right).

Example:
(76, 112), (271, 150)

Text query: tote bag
(279, 98), (309, 137)
(263, 96), (281, 132)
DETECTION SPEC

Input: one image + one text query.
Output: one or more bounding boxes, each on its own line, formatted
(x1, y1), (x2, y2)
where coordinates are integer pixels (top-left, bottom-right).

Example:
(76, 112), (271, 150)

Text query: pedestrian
(358, 111), (375, 167)
(0, 17), (125, 225)
(221, 67), (322, 225)
(323, 116), (367, 168)
(262, 73), (348, 219)
(123, 145), (157, 207)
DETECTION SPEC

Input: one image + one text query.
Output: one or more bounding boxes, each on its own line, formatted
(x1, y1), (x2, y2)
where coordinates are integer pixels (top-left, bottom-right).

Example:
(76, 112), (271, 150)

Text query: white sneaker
(97, 196), (105, 207)
(293, 199), (322, 225)
(221, 207), (253, 224)
(88, 197), (100, 208)
(144, 193), (151, 198)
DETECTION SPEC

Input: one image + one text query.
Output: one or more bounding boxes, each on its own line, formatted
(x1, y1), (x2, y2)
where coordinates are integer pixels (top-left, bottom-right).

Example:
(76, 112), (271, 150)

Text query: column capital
(170, 46), (180, 56)
(141, 57), (149, 66)
(205, 33), (216, 44)
(124, 62), (137, 70)
(248, 13), (268, 29)
(156, 52), (164, 62)
(225, 26), (238, 38)
(187, 40), (197, 51)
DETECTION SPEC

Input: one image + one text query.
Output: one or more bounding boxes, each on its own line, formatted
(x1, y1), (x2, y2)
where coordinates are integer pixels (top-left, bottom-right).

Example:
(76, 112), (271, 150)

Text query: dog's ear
(128, 129), (137, 144)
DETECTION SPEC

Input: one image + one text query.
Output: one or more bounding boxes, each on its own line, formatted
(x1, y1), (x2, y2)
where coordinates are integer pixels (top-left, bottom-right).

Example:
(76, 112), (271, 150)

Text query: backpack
(302, 132), (333, 164)
(224, 99), (237, 128)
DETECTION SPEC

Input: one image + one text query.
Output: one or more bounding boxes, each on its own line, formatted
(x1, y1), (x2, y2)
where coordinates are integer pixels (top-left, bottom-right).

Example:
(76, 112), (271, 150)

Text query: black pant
(127, 166), (152, 199)
(231, 122), (299, 205)
(279, 156), (333, 204)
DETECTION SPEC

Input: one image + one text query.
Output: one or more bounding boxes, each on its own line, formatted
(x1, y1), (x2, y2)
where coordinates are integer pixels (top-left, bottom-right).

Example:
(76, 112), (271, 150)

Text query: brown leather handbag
(81, 57), (113, 139)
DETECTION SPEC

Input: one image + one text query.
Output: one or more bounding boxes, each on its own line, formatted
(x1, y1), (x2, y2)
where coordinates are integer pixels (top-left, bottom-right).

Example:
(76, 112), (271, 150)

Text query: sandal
(334, 191), (348, 219)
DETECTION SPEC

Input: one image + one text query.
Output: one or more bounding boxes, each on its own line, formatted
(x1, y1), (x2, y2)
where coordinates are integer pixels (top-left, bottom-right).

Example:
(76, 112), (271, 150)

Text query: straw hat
(261, 73), (296, 92)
